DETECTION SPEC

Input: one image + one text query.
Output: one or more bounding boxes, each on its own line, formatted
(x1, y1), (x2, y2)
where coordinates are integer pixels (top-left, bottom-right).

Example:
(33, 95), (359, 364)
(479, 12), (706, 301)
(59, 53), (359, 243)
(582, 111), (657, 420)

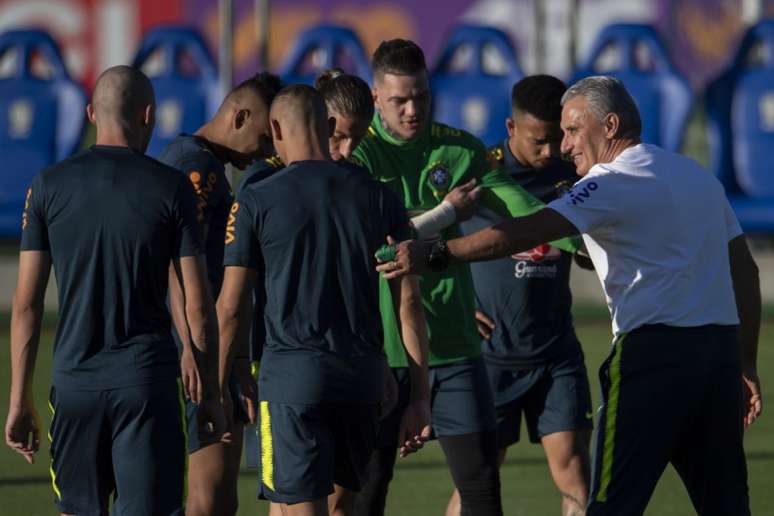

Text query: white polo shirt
(548, 143), (741, 336)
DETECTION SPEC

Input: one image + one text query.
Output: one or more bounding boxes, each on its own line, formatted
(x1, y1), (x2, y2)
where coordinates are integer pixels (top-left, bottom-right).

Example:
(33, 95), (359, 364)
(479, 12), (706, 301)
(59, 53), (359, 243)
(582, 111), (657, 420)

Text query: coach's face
(373, 71), (431, 141)
(560, 96), (608, 176)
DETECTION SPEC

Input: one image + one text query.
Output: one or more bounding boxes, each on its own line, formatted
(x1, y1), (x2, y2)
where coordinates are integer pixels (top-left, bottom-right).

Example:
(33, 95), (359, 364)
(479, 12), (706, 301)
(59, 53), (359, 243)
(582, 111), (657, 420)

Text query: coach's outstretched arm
(378, 208), (579, 279)
(216, 266), (259, 426)
(173, 255), (228, 442)
(729, 235), (763, 428)
(6, 251), (51, 464)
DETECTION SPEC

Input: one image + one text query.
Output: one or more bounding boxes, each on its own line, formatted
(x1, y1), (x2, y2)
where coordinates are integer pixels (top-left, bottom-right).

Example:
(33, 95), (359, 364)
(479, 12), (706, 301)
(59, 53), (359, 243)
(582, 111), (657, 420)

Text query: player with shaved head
(217, 84), (430, 516)
(158, 71), (281, 516)
(5, 65), (224, 515)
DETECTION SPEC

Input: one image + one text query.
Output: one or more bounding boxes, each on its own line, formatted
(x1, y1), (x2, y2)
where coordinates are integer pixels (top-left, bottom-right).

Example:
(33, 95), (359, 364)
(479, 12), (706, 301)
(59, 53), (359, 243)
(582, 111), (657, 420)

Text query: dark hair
(231, 71), (283, 107)
(511, 75), (567, 122)
(372, 39), (426, 79)
(314, 68), (374, 122)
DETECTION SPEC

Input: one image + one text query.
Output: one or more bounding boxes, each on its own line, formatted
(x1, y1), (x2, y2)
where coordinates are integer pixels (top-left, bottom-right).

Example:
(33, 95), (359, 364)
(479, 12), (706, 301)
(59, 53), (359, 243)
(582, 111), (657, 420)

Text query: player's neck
(283, 140), (330, 165)
(95, 127), (143, 152)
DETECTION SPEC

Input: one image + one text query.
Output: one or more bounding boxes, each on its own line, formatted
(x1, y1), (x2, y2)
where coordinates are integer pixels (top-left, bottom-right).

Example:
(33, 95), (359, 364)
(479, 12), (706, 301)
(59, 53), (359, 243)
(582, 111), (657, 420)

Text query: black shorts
(375, 357), (497, 448)
(48, 380), (186, 516)
(486, 351), (593, 448)
(257, 401), (379, 504)
(588, 324), (750, 516)
(186, 373), (249, 454)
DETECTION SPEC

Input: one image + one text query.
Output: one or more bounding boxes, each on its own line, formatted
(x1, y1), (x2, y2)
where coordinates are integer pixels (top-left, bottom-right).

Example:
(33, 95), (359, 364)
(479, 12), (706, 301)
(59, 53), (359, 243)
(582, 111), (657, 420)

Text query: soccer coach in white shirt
(378, 76), (762, 516)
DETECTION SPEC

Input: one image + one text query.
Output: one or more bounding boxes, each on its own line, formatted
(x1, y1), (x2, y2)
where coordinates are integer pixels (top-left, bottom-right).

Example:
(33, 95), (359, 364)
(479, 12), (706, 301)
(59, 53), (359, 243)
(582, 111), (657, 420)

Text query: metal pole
(219, 0), (233, 95)
(256, 0), (270, 69)
(568, 0), (579, 73)
(534, 0), (545, 74)
(219, 0), (234, 183)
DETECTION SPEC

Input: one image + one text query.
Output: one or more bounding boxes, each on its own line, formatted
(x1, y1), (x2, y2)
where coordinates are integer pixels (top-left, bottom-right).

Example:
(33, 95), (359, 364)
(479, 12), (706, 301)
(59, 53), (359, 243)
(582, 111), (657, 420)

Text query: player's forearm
(186, 299), (220, 396)
(9, 302), (43, 406)
(216, 292), (251, 393)
(168, 265), (194, 352)
(396, 277), (430, 401)
(731, 251), (761, 373)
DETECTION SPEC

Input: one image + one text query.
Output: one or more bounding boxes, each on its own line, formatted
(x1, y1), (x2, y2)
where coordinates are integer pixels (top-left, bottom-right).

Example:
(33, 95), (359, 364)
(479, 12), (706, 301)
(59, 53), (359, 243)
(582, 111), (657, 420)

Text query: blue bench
(132, 26), (221, 157)
(431, 25), (523, 145)
(0, 29), (86, 238)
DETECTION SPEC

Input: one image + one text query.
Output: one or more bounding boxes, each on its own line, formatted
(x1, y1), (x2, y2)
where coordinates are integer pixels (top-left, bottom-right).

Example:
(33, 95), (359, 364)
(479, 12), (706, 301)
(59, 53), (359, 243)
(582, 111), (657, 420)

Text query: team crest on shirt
(426, 162), (451, 194)
(554, 179), (574, 197)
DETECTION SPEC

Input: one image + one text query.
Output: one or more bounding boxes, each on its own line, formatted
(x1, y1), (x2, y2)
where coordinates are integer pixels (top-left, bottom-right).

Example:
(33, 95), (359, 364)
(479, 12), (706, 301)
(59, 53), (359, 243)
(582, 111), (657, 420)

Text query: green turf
(0, 313), (771, 515)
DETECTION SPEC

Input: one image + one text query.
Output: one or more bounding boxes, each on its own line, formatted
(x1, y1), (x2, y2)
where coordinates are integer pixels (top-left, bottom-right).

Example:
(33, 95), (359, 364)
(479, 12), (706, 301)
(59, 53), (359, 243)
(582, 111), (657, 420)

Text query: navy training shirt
(235, 154), (285, 363)
(21, 145), (203, 390)
(460, 139), (581, 368)
(224, 159), (410, 404)
(158, 134), (233, 296)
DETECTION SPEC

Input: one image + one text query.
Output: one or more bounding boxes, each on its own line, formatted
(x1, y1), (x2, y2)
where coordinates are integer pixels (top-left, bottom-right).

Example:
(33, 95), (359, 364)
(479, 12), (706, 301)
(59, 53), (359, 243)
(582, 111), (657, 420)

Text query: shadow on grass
(3, 451), (774, 486)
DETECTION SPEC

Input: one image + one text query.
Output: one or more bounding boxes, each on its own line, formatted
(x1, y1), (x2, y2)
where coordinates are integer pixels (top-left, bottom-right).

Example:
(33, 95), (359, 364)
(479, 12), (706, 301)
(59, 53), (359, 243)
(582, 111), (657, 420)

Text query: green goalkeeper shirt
(352, 114), (579, 368)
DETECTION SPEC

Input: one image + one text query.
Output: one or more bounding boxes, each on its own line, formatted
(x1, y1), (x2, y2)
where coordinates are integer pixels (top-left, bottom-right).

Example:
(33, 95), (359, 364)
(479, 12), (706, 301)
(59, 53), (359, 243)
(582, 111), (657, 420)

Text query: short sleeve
(20, 175), (49, 251)
(466, 140), (544, 219)
(178, 154), (228, 225)
(382, 186), (411, 242)
(722, 196), (743, 241)
(223, 189), (262, 269)
(547, 169), (619, 233)
(172, 175), (205, 258)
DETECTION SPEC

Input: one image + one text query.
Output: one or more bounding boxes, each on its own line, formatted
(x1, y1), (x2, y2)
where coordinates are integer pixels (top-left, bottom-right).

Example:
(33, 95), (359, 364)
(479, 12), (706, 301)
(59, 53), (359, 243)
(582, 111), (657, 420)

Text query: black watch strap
(426, 239), (450, 272)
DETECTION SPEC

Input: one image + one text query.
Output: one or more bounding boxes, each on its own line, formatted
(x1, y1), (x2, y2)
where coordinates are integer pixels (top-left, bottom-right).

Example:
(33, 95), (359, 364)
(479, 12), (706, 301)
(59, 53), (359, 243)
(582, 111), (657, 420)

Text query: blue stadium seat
(132, 26), (221, 157)
(278, 25), (372, 86)
(0, 29), (86, 238)
(571, 23), (693, 153)
(706, 19), (774, 233)
(430, 25), (523, 145)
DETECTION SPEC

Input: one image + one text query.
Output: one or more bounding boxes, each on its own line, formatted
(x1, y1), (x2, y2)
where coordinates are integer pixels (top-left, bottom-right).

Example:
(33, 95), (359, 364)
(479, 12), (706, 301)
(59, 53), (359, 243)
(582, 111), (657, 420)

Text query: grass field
(0, 310), (771, 515)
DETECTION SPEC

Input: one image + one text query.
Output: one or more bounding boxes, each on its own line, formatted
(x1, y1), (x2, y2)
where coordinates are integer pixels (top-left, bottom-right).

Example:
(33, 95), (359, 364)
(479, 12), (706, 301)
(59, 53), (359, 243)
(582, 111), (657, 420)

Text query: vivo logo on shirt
(569, 182), (598, 205)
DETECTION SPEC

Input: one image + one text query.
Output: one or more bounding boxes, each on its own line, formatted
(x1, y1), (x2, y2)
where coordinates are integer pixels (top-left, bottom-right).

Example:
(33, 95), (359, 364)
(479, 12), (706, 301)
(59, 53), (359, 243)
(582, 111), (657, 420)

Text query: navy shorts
(257, 401), (379, 504)
(48, 380), (186, 516)
(375, 357), (497, 448)
(486, 350), (593, 448)
(588, 324), (750, 516)
(186, 373), (249, 453)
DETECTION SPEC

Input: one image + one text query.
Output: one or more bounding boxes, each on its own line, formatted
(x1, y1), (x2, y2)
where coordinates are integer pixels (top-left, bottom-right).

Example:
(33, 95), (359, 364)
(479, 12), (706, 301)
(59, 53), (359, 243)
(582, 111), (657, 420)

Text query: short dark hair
(372, 39), (426, 80)
(314, 68), (374, 122)
(511, 75), (567, 122)
(231, 71), (283, 107)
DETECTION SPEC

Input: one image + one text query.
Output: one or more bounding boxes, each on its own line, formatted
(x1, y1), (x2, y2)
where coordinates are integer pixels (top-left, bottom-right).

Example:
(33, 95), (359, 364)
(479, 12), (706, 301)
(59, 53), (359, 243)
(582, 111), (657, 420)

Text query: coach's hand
(234, 357), (258, 425)
(5, 401), (41, 464)
(180, 346), (202, 405)
(742, 369), (762, 430)
(397, 399), (432, 458)
(198, 396), (229, 446)
(444, 179), (483, 222)
(376, 237), (430, 280)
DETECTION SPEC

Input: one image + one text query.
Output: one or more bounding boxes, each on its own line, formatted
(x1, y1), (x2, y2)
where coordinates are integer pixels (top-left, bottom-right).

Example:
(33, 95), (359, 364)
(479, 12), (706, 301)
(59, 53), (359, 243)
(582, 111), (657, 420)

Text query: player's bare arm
(729, 235), (762, 428)
(173, 254), (227, 442)
(169, 264), (202, 404)
(216, 265), (258, 425)
(378, 208), (579, 279)
(5, 250), (51, 464)
(387, 269), (432, 458)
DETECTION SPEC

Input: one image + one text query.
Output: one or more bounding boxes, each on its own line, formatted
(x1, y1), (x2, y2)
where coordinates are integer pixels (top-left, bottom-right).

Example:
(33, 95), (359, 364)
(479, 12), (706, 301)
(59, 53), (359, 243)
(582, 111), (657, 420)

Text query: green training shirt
(352, 115), (579, 368)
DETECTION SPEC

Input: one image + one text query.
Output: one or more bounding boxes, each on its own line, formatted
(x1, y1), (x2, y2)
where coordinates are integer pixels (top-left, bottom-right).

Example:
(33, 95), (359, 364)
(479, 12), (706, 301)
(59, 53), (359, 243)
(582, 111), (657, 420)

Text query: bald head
(269, 85), (332, 163)
(89, 66), (155, 151)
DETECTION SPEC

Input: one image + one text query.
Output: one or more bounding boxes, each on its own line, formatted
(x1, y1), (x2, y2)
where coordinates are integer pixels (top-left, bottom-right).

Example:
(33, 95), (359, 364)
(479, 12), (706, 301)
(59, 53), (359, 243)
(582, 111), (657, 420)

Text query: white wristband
(410, 200), (456, 240)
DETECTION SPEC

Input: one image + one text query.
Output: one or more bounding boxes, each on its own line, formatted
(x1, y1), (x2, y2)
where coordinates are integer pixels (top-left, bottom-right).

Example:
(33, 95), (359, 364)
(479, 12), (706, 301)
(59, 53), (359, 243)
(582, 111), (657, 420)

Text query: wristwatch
(426, 239), (450, 272)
